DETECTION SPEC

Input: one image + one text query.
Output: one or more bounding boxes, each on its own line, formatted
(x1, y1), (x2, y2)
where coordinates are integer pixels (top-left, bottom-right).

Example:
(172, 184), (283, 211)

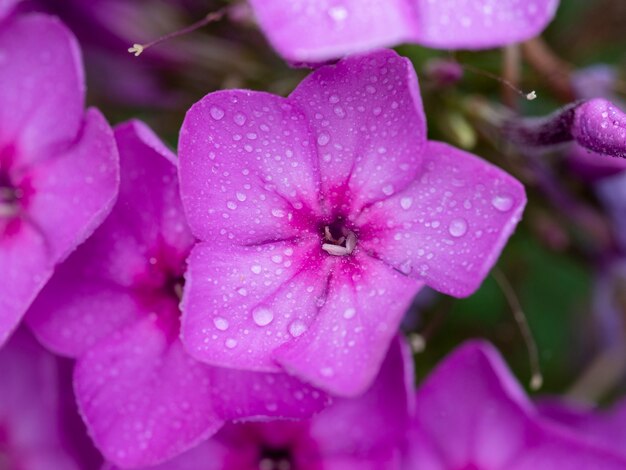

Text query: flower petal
(248, 0), (417, 63)
(181, 238), (331, 371)
(357, 141), (526, 297)
(26, 107), (119, 263)
(74, 318), (224, 468)
(274, 254), (420, 396)
(289, 49), (427, 214)
(309, 336), (415, 455)
(178, 90), (322, 245)
(210, 367), (331, 421)
(0, 14), (84, 159)
(0, 226), (50, 345)
(412, 0), (559, 50)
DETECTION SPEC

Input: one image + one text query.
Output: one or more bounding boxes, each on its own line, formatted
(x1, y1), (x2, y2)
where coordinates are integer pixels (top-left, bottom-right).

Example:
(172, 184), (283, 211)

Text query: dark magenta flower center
(0, 171), (21, 218)
(258, 445), (293, 470)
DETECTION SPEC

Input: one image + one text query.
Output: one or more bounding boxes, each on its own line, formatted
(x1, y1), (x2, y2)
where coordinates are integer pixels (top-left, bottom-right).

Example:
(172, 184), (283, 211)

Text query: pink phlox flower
(405, 340), (626, 469)
(248, 0), (559, 63)
(104, 336), (414, 470)
(178, 49), (526, 397)
(26, 121), (329, 469)
(0, 13), (119, 346)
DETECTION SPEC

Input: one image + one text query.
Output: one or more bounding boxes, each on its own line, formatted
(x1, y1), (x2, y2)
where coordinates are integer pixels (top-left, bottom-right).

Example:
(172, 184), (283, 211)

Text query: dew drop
(449, 218), (468, 237)
(400, 197), (413, 210)
(233, 113), (246, 126)
(491, 194), (514, 212)
(210, 106), (225, 120)
(251, 264), (262, 274)
(213, 317), (229, 331)
(328, 6), (348, 22)
(343, 307), (356, 319)
(382, 184), (394, 195)
(288, 320), (307, 337)
(252, 307), (274, 326)
(317, 133), (330, 146)
(225, 338), (238, 349)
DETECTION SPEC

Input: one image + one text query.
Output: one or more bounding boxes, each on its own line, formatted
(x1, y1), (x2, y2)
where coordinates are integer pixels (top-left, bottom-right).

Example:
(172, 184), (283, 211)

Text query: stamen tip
(526, 90), (537, 101)
(128, 43), (145, 56)
(409, 333), (426, 354)
(530, 373), (543, 391)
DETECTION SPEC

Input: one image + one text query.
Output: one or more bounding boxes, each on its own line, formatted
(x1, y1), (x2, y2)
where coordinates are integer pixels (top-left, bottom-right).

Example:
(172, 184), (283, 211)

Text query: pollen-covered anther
(127, 43), (144, 56)
(322, 226), (357, 256)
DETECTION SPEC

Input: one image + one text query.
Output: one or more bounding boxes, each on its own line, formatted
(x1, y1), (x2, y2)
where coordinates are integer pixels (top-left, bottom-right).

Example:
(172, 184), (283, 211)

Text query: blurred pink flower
(27, 121), (329, 468)
(248, 0), (559, 63)
(406, 341), (626, 469)
(178, 49), (526, 396)
(0, 13), (119, 346)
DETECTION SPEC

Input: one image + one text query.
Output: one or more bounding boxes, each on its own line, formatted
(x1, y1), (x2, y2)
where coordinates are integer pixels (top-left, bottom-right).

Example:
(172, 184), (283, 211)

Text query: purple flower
(178, 49), (526, 396)
(104, 336), (414, 470)
(248, 0), (559, 63)
(0, 13), (119, 346)
(26, 121), (329, 468)
(405, 341), (626, 469)
(537, 398), (626, 460)
(0, 327), (102, 470)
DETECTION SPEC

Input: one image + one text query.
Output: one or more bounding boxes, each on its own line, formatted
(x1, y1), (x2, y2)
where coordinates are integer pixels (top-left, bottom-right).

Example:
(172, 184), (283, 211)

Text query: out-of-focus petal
(249, 0), (417, 63)
(0, 14), (84, 159)
(358, 141), (525, 297)
(412, 0), (559, 50)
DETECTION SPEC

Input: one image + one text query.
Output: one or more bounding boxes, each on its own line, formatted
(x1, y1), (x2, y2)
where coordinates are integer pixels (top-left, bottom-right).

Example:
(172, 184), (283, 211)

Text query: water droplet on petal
(288, 320), (307, 337)
(491, 194), (514, 212)
(449, 218), (468, 237)
(251, 264), (262, 274)
(400, 197), (413, 210)
(210, 106), (225, 120)
(382, 184), (394, 195)
(252, 306), (274, 326)
(317, 133), (330, 146)
(233, 113), (246, 126)
(343, 307), (356, 319)
(213, 317), (229, 331)
(225, 338), (237, 349)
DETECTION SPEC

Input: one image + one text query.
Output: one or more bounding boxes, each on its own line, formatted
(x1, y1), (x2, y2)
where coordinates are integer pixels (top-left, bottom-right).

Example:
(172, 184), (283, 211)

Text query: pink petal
(74, 317), (224, 469)
(412, 341), (535, 468)
(572, 98), (626, 159)
(26, 107), (119, 263)
(181, 238), (331, 371)
(178, 90), (322, 245)
(210, 367), (331, 421)
(274, 254), (420, 396)
(0, 0), (21, 20)
(0, 226), (50, 345)
(0, 328), (93, 470)
(309, 337), (415, 455)
(0, 14), (84, 159)
(357, 141), (526, 297)
(289, 49), (427, 214)
(412, 0), (559, 50)
(249, 0), (418, 63)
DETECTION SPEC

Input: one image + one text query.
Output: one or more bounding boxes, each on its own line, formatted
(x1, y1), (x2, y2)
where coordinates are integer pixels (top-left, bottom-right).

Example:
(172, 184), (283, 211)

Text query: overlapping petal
(74, 317), (223, 469)
(357, 141), (526, 297)
(275, 255), (419, 396)
(181, 237), (331, 371)
(289, 49), (426, 213)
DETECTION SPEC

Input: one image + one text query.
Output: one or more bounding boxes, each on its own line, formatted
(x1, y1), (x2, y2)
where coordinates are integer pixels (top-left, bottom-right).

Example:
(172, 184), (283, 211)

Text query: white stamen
(526, 90), (537, 101)
(128, 43), (144, 56)
(322, 243), (351, 256)
(345, 231), (357, 253)
(322, 229), (357, 256)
